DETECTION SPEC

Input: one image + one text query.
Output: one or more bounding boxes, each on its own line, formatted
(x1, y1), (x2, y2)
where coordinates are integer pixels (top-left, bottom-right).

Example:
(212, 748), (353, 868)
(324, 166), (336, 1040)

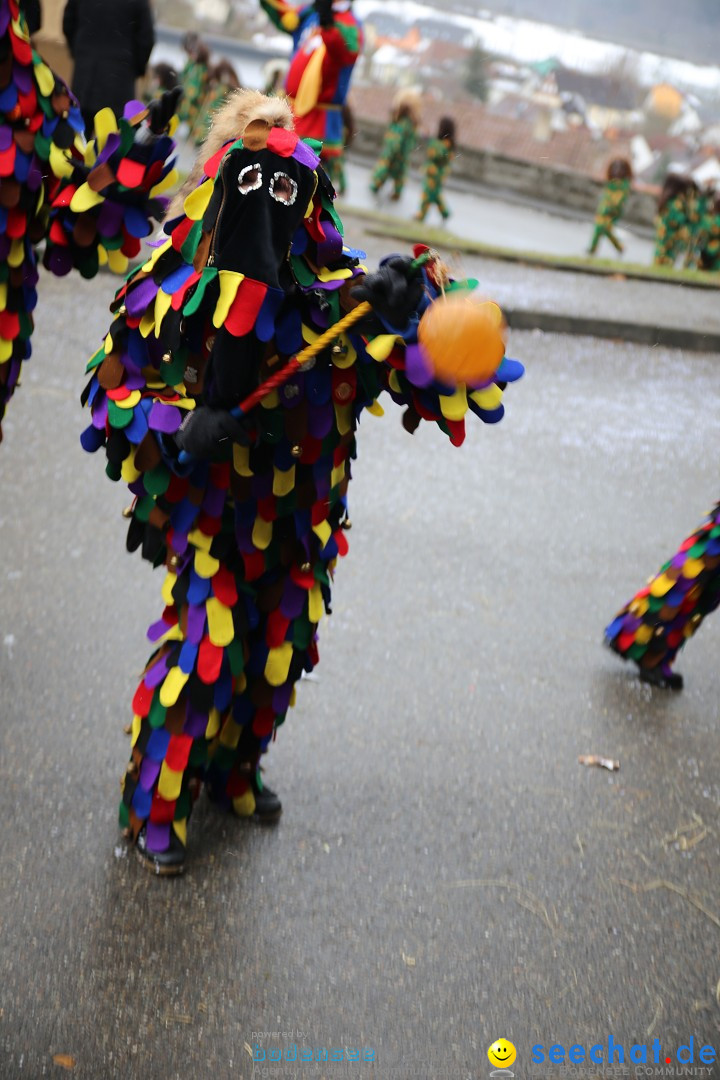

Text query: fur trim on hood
(167, 89), (295, 220)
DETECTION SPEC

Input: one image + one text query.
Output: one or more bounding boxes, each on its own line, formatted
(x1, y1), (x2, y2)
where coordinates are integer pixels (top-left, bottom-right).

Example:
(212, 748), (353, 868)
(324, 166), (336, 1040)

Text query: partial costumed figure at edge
(0, 0), (179, 442)
(605, 502), (720, 691)
(79, 89), (525, 875)
(258, 0), (362, 171)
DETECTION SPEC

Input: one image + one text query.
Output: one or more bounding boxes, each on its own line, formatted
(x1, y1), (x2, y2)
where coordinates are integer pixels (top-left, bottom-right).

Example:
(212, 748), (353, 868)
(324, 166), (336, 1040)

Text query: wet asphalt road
(2, 245), (720, 1080)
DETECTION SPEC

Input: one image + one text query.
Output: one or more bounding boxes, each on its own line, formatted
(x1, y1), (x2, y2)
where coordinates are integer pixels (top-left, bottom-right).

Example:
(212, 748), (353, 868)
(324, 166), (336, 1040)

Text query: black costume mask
(208, 142), (318, 290)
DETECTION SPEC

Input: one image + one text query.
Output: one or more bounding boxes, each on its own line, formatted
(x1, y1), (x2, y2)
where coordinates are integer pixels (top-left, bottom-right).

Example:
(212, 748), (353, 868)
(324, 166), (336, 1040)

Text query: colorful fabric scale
(605, 500), (720, 680)
(80, 116), (523, 853)
(259, 0), (362, 160)
(0, 0), (178, 438)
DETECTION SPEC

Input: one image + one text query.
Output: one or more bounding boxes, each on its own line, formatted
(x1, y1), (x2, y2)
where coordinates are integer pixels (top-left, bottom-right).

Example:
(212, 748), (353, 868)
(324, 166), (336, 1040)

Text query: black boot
(638, 664), (684, 691)
(251, 772), (283, 824)
(136, 825), (186, 876)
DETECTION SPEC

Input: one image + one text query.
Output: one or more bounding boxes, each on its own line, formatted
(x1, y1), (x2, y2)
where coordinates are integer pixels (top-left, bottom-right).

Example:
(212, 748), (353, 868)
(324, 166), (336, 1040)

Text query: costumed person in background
(604, 500), (720, 689)
(653, 172), (692, 267)
(683, 179), (710, 269)
(587, 156), (633, 256)
(178, 34), (210, 137)
(0, 0), (179, 442)
(79, 88), (524, 875)
(324, 100), (353, 196)
(258, 0), (362, 173)
(190, 58), (242, 146)
(62, 0), (155, 137)
(144, 62), (181, 104)
(415, 116), (455, 224)
(698, 190), (720, 271)
(369, 88), (419, 202)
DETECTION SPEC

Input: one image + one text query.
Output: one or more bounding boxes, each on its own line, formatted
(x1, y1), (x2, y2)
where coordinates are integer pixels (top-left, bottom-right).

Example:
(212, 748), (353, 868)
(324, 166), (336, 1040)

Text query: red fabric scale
(149, 791), (176, 823)
(165, 733), (193, 772)
(132, 679), (154, 717)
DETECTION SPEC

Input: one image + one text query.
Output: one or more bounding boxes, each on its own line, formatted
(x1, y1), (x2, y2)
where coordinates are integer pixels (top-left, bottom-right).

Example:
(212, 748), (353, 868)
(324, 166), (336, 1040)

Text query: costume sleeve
(321, 19), (360, 67)
(259, 0), (314, 35)
(43, 101), (179, 279)
(348, 255), (524, 447)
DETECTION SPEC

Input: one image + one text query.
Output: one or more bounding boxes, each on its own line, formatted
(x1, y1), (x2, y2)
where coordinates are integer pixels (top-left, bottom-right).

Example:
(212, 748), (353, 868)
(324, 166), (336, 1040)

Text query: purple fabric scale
(280, 579), (306, 619)
(0, 125), (12, 151)
(184, 704), (210, 739)
(97, 198), (125, 238)
(139, 757), (162, 792)
(307, 403), (333, 439)
(14, 65), (32, 95)
(148, 401), (182, 434)
(147, 616), (173, 642)
(316, 221), (343, 265)
(405, 343), (434, 388)
(291, 140), (320, 170)
(91, 395), (108, 430)
(272, 682), (293, 715)
(95, 132), (121, 169)
(186, 604), (207, 645)
(252, 472), (273, 499)
(143, 652), (170, 688)
(146, 821), (171, 853)
(202, 484), (226, 516)
(126, 276), (160, 316)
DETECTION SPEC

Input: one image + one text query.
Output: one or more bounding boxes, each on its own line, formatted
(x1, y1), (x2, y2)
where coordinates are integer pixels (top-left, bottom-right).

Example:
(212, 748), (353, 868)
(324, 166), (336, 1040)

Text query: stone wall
(352, 118), (656, 228)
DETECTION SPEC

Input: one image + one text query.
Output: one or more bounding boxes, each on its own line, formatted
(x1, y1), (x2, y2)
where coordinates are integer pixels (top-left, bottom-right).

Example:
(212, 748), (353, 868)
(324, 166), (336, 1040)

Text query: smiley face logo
(488, 1039), (517, 1069)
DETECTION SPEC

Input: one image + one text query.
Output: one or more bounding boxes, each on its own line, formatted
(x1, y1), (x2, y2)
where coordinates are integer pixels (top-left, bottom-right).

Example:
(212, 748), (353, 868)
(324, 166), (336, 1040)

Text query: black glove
(174, 406), (248, 459)
(350, 256), (424, 330)
(147, 86), (183, 135)
(314, 0), (334, 27)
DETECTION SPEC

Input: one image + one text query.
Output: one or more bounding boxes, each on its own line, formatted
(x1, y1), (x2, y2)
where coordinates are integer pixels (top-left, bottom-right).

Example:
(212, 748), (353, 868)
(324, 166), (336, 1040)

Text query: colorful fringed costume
(0, 0), (178, 440)
(258, 0), (362, 165)
(605, 501), (720, 689)
(79, 90), (524, 872)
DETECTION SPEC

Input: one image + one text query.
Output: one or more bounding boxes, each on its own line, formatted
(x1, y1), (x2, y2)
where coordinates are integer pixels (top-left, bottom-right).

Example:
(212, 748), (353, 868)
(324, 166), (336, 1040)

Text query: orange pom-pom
(417, 294), (505, 386)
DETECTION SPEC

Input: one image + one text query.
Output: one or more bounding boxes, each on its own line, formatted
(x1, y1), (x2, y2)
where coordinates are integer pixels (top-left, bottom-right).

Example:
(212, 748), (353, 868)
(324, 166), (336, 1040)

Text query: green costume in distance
(588, 178), (630, 254)
(416, 136), (453, 222)
(370, 115), (416, 199)
(654, 194), (690, 266)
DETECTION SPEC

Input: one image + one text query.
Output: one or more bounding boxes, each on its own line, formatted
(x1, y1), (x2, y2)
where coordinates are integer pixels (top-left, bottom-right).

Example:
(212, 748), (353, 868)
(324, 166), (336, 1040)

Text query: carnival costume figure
(588, 157), (632, 256)
(370, 89), (419, 202)
(258, 0), (362, 168)
(605, 501), (720, 689)
(415, 117), (455, 224)
(79, 90), (524, 874)
(0, 0), (178, 441)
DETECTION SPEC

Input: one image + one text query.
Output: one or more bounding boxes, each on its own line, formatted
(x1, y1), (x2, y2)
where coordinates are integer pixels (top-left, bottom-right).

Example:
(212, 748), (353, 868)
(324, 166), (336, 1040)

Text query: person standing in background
(62, 0), (155, 134)
(587, 157), (633, 256)
(415, 117), (456, 224)
(258, 0), (362, 171)
(370, 88), (420, 202)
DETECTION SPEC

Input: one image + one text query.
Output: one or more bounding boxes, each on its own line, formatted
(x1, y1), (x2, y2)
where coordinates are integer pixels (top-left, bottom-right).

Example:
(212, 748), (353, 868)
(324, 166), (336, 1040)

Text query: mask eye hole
(238, 163), (262, 194)
(269, 171), (298, 206)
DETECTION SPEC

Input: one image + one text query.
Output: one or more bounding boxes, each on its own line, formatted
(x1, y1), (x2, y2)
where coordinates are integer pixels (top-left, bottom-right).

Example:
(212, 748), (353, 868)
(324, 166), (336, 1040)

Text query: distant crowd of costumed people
(588, 156), (720, 271)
